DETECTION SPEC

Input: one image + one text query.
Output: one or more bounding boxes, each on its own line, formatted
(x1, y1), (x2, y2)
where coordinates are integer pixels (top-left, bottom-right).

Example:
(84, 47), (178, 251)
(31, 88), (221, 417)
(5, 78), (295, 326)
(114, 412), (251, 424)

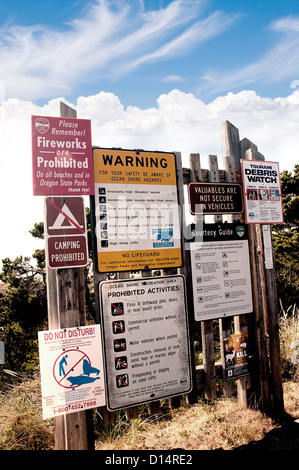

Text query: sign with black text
(241, 160), (283, 224)
(93, 148), (182, 272)
(99, 275), (192, 411)
(189, 223), (253, 321)
(224, 333), (249, 382)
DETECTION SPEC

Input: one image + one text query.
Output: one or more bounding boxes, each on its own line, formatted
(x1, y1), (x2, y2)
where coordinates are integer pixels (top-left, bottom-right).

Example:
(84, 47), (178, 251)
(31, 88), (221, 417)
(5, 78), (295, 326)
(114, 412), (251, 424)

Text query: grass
(0, 305), (298, 451)
(0, 371), (54, 450)
(94, 380), (298, 451)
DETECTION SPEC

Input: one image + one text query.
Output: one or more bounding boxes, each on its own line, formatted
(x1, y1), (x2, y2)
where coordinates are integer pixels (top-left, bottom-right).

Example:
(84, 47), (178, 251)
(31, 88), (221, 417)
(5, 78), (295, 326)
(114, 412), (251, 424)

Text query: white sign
(100, 275), (192, 411)
(190, 223), (253, 321)
(241, 160), (283, 224)
(38, 325), (105, 419)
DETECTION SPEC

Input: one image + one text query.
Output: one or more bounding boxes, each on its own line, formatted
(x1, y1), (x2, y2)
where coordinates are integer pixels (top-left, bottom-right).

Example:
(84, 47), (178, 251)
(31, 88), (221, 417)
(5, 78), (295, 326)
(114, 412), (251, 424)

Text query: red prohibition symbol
(53, 349), (91, 389)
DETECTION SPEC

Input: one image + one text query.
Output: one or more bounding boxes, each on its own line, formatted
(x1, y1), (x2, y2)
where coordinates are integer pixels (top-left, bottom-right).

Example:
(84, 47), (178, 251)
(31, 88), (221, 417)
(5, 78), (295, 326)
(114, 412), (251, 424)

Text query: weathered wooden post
(45, 102), (92, 450)
(189, 153), (217, 400)
(221, 121), (284, 419)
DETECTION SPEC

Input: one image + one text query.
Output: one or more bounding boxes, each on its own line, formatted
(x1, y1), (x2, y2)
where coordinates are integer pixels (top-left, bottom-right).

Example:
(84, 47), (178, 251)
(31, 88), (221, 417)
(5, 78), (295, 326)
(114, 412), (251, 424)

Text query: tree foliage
(0, 256), (47, 371)
(273, 164), (299, 307)
(0, 209), (95, 373)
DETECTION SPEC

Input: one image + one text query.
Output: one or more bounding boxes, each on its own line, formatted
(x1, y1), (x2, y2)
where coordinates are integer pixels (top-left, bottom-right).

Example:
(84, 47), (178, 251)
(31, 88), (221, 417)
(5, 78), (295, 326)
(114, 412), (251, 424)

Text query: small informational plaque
(224, 333), (249, 382)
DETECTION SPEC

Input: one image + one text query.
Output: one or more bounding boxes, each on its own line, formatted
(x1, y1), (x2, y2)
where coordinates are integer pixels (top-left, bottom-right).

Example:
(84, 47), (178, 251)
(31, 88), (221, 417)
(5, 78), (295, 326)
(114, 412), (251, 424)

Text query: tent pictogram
(46, 197), (86, 235)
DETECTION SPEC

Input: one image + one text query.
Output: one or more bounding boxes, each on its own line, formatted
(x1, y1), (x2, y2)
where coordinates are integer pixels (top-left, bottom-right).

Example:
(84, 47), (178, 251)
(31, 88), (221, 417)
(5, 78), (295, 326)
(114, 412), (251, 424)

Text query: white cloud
(0, 0), (239, 101)
(162, 75), (185, 83)
(1, 88), (298, 263)
(199, 15), (299, 95)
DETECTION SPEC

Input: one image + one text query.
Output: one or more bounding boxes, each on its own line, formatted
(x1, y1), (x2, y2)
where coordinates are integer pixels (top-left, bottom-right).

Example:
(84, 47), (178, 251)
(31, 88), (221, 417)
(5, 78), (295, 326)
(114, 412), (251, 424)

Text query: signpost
(44, 196), (88, 269)
(99, 275), (192, 411)
(241, 160), (283, 224)
(36, 102), (92, 450)
(188, 182), (243, 215)
(32, 115), (94, 196)
(189, 223), (253, 321)
(93, 148), (182, 272)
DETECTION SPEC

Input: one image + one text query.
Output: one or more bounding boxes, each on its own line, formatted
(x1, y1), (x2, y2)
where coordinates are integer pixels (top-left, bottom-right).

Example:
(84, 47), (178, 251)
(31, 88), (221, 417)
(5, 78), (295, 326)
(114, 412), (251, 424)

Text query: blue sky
(1, 0), (299, 107)
(1, 0), (299, 261)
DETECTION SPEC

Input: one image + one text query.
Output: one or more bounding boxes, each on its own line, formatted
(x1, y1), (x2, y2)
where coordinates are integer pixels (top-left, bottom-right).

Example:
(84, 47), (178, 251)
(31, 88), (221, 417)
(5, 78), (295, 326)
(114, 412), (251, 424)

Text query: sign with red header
(32, 115), (94, 196)
(45, 196), (88, 269)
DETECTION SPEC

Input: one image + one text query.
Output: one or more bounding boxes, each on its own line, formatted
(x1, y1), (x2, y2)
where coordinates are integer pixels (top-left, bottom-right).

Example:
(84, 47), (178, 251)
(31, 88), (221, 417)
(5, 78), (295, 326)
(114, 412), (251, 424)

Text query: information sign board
(241, 159), (283, 224)
(188, 183), (243, 215)
(224, 333), (249, 382)
(99, 275), (192, 411)
(45, 196), (88, 268)
(32, 115), (94, 195)
(189, 223), (253, 321)
(38, 325), (106, 419)
(93, 148), (182, 272)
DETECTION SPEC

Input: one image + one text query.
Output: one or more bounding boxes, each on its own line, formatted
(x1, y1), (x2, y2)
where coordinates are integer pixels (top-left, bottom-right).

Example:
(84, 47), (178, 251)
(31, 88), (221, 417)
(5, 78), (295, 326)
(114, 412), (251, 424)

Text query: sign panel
(38, 325), (106, 419)
(45, 196), (88, 268)
(224, 333), (249, 382)
(93, 148), (182, 272)
(189, 223), (253, 321)
(241, 159), (283, 224)
(32, 115), (94, 195)
(188, 183), (243, 215)
(100, 275), (192, 411)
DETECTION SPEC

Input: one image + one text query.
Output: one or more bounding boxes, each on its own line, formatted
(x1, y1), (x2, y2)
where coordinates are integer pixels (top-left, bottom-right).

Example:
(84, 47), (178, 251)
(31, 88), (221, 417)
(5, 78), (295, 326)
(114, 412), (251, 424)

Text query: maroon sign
(45, 196), (88, 268)
(188, 183), (243, 215)
(32, 115), (94, 195)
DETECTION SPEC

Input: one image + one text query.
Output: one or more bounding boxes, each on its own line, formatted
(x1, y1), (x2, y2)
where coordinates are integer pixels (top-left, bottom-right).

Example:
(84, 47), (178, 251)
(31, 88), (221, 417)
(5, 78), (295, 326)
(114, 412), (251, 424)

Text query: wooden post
(189, 153), (216, 400)
(245, 146), (285, 419)
(46, 102), (92, 450)
(222, 121), (284, 418)
(221, 122), (250, 408)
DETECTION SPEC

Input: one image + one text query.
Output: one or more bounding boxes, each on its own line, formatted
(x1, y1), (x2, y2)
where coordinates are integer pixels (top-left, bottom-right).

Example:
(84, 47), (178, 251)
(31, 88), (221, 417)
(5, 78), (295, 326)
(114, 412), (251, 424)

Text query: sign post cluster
(32, 109), (285, 448)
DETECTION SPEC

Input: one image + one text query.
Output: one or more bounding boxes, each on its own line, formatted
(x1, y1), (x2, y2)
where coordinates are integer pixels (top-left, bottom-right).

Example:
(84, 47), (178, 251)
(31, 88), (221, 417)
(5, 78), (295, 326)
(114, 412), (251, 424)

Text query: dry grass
(0, 372), (297, 451)
(0, 372), (54, 450)
(95, 381), (298, 451)
(0, 305), (298, 450)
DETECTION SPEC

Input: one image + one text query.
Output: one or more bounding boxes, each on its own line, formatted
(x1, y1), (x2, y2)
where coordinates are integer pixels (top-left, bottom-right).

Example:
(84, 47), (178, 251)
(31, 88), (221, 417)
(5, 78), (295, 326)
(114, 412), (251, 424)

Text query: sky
(0, 0), (299, 265)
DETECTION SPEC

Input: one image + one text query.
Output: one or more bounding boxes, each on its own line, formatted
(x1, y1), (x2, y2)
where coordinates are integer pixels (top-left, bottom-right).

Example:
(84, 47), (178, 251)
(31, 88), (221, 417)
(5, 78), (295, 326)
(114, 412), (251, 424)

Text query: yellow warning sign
(93, 149), (177, 186)
(93, 148), (182, 272)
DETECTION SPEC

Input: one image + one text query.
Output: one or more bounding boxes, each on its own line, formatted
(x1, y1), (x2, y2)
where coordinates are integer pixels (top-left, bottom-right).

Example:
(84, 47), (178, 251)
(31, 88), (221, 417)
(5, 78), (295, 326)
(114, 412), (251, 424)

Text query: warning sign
(38, 325), (106, 419)
(241, 160), (283, 224)
(93, 148), (182, 272)
(45, 196), (88, 268)
(100, 275), (192, 411)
